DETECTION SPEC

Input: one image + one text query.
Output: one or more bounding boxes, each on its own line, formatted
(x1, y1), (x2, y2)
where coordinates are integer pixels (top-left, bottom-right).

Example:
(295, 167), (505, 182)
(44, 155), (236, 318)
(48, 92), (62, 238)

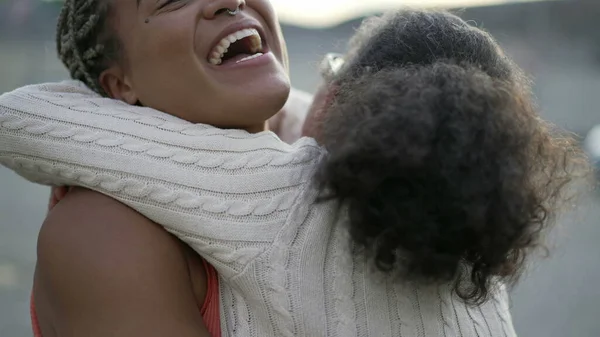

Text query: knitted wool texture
(0, 81), (517, 337)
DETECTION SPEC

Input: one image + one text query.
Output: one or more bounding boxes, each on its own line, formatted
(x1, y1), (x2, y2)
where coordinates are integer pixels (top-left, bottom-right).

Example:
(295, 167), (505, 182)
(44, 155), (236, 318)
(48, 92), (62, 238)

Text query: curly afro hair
(314, 9), (587, 304)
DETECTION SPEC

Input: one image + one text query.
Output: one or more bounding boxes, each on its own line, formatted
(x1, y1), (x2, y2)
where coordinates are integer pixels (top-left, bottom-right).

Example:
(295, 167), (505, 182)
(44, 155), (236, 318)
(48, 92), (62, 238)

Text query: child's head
(56, 0), (290, 132)
(315, 9), (586, 303)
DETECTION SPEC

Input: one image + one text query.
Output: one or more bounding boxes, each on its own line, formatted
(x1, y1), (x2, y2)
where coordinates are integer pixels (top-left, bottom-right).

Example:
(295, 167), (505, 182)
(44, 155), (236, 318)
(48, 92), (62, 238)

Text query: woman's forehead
(106, 0), (144, 35)
(109, 0), (144, 17)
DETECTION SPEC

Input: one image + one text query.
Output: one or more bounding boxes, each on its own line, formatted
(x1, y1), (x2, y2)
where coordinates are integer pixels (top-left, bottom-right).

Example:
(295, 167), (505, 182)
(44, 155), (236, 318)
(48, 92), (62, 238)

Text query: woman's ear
(99, 66), (138, 104)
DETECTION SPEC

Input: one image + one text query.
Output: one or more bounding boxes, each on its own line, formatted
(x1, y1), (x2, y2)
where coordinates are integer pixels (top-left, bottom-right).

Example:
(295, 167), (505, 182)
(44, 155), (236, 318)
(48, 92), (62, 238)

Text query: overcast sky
(271, 0), (556, 27)
(40, 0), (557, 28)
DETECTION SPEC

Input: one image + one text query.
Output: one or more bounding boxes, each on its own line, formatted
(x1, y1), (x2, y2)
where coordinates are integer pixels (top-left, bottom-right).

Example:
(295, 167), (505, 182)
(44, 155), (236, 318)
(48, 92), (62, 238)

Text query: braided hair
(56, 0), (121, 95)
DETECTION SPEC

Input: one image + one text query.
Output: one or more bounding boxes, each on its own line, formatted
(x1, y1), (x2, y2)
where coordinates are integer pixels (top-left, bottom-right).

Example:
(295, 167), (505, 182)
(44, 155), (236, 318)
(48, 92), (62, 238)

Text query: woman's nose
(202, 0), (246, 20)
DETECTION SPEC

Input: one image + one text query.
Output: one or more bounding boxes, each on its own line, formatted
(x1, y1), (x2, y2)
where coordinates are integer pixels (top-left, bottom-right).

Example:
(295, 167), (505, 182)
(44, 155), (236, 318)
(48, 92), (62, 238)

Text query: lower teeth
(236, 53), (264, 64)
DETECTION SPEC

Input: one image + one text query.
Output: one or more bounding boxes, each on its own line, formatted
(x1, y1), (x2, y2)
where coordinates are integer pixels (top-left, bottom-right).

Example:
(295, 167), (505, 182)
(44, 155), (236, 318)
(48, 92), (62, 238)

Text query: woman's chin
(226, 82), (291, 123)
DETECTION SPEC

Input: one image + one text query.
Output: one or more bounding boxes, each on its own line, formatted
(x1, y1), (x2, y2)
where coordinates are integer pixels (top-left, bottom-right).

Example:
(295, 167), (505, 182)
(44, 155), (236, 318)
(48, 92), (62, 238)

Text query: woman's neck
(245, 121), (269, 134)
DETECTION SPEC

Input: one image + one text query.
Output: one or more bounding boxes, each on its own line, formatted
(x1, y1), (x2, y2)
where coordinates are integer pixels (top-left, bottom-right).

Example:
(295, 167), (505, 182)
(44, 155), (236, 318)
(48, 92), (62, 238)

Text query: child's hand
(48, 186), (71, 211)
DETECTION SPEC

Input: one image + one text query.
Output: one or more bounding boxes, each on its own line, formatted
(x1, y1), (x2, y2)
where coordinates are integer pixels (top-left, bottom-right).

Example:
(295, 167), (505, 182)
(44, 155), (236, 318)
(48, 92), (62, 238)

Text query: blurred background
(0, 0), (599, 336)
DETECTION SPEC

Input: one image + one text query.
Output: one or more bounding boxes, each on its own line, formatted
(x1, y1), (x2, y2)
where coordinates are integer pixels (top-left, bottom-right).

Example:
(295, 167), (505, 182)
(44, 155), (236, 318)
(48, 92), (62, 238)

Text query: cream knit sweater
(0, 81), (517, 337)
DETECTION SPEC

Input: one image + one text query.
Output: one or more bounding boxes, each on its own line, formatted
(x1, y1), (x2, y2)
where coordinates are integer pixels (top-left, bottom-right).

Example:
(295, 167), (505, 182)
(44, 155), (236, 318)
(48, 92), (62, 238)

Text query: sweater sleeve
(0, 81), (324, 277)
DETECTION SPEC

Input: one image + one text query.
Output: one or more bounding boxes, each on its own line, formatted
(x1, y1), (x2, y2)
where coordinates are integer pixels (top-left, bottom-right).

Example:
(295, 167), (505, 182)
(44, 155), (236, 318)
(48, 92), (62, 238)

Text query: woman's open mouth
(208, 28), (265, 66)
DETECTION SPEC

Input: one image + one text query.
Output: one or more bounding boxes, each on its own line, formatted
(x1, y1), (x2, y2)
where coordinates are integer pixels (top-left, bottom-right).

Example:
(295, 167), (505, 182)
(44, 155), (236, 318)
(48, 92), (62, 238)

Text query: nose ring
(226, 7), (240, 16)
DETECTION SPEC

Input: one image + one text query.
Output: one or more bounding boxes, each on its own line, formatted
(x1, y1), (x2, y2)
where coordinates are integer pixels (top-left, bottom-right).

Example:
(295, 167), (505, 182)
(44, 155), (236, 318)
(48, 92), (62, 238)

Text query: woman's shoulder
(37, 188), (195, 284)
(35, 187), (211, 336)
(40, 187), (161, 238)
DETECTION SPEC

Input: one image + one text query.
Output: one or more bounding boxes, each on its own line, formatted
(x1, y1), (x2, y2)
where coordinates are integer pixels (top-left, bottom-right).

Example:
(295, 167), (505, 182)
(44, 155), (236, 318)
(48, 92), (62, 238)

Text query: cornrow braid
(56, 0), (121, 95)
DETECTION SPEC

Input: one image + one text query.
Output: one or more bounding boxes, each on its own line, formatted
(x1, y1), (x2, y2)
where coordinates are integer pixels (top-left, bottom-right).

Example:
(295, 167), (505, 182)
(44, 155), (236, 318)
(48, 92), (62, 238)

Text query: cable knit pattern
(0, 155), (299, 215)
(0, 81), (519, 337)
(466, 304), (487, 337)
(330, 226), (357, 336)
(0, 109), (317, 171)
(439, 287), (454, 336)
(266, 243), (295, 337)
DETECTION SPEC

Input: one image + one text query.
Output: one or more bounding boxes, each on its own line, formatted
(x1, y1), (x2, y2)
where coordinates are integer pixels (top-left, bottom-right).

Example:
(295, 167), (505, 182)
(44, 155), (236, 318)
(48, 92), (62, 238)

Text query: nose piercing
(226, 6), (240, 16)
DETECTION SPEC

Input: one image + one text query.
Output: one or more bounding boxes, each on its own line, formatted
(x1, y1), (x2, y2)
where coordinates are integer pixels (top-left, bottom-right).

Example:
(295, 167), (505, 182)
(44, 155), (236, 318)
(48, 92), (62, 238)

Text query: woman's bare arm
(34, 188), (210, 337)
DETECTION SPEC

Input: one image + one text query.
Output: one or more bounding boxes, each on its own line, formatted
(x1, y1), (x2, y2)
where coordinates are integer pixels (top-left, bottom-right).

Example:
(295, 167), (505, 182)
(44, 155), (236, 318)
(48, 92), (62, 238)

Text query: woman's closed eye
(158, 0), (186, 11)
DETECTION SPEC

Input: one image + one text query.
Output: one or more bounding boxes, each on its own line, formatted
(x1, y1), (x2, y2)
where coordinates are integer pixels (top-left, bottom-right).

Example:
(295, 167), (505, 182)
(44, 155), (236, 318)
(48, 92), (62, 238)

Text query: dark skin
(35, 0), (309, 333)
(35, 188), (211, 337)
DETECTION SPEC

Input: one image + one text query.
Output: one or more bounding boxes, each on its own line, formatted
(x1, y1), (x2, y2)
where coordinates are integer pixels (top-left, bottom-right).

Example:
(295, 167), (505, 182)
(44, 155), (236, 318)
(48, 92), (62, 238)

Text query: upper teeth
(208, 28), (263, 65)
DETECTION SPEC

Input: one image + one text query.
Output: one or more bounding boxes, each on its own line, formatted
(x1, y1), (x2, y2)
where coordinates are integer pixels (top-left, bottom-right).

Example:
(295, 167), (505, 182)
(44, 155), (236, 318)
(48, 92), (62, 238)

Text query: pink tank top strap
(30, 292), (42, 337)
(30, 259), (221, 336)
(201, 259), (222, 337)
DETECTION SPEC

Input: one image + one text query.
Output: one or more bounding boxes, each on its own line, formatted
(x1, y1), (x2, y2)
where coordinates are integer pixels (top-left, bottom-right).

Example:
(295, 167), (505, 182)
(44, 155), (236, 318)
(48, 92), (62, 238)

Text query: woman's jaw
(197, 12), (291, 132)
